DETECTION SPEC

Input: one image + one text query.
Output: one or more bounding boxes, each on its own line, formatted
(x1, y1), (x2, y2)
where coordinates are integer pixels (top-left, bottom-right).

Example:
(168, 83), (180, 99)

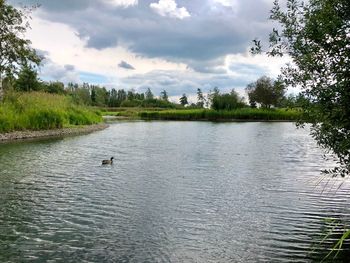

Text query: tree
(108, 88), (119, 107)
(207, 87), (220, 108)
(179, 93), (188, 106)
(253, 0), (350, 176)
(197, 88), (205, 108)
(145, 88), (154, 100)
(44, 81), (65, 94)
(246, 76), (285, 108)
(0, 0), (41, 99)
(211, 89), (246, 110)
(160, 90), (168, 101)
(15, 64), (41, 91)
(127, 89), (135, 101)
(87, 85), (109, 106)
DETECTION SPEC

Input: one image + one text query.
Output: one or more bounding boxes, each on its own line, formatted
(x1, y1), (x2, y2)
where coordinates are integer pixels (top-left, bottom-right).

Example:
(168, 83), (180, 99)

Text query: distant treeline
(3, 65), (308, 110)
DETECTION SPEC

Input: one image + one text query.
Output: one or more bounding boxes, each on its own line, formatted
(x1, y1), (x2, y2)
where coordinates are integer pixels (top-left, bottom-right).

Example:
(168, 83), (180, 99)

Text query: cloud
(119, 69), (255, 98)
(150, 0), (190, 19)
(118, 60), (135, 70)
(13, 0), (296, 98)
(9, 0), (138, 11)
(18, 0), (273, 64)
(39, 57), (80, 83)
(212, 0), (239, 9)
(106, 0), (138, 7)
(64, 64), (75, 71)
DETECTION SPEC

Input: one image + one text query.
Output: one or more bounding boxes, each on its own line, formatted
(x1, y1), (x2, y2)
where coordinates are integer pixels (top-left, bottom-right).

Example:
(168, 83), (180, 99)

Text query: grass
(0, 92), (102, 133)
(138, 108), (302, 121)
(101, 107), (169, 118)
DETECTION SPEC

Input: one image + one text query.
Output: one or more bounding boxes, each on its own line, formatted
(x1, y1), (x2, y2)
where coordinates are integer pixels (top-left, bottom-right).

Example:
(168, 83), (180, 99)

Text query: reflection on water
(0, 122), (349, 262)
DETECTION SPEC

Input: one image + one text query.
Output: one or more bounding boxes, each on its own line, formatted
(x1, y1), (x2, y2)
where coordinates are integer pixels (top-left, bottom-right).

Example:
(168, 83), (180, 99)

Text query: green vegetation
(246, 76), (285, 108)
(0, 0), (41, 101)
(0, 92), (102, 132)
(211, 89), (246, 110)
(139, 108), (301, 121)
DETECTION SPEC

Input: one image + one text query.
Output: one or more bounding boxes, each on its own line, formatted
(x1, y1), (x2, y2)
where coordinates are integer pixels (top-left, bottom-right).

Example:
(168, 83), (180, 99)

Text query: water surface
(0, 122), (349, 262)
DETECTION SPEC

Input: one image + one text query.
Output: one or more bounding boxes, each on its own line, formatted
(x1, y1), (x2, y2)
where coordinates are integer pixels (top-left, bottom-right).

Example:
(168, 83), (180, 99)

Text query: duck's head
(111, 157), (114, 161)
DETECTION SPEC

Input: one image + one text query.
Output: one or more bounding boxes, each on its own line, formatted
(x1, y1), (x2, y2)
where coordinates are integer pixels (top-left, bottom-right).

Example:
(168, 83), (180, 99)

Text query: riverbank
(0, 123), (108, 142)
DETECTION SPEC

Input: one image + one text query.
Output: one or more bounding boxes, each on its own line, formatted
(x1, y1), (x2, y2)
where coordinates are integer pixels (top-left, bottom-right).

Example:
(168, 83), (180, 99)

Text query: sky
(10, 0), (292, 101)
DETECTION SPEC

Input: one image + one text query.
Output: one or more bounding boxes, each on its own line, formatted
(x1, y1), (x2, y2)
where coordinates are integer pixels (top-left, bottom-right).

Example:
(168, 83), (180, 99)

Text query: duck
(102, 157), (114, 165)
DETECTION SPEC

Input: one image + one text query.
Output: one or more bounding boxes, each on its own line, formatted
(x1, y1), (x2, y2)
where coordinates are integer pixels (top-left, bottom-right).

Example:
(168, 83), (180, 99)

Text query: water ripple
(0, 122), (349, 262)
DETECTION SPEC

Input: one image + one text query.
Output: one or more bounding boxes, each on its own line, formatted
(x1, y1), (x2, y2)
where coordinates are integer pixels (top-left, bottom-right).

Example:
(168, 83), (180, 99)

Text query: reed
(138, 108), (302, 121)
(0, 92), (102, 132)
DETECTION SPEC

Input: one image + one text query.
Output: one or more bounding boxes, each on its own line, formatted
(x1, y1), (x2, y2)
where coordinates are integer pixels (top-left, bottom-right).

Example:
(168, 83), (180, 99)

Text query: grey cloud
(187, 57), (227, 74)
(40, 57), (80, 83)
(120, 69), (257, 97)
(64, 64), (75, 71)
(229, 63), (268, 76)
(10, 0), (279, 93)
(118, 60), (135, 70)
(17, 0), (273, 65)
(35, 49), (49, 56)
(9, 0), (138, 12)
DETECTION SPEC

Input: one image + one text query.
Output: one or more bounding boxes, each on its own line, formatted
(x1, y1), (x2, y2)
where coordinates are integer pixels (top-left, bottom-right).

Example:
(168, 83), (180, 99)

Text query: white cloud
(150, 0), (190, 19)
(225, 52), (291, 79)
(27, 15), (187, 83)
(104, 0), (138, 7)
(213, 0), (239, 8)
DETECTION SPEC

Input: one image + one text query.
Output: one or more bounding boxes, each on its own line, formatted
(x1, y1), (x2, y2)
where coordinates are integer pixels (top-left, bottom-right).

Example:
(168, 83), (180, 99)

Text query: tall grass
(0, 92), (102, 132)
(139, 108), (302, 121)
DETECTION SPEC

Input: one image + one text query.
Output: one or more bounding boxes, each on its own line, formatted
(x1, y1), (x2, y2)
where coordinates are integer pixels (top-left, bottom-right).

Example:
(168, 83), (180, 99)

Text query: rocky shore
(0, 123), (108, 142)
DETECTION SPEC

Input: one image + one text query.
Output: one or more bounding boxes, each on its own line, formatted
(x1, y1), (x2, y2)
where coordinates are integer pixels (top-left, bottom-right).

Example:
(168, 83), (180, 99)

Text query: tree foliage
(211, 89), (246, 110)
(145, 88), (154, 100)
(15, 64), (40, 91)
(160, 90), (168, 101)
(0, 0), (41, 78)
(246, 76), (285, 108)
(179, 93), (188, 106)
(254, 0), (350, 175)
(196, 88), (205, 108)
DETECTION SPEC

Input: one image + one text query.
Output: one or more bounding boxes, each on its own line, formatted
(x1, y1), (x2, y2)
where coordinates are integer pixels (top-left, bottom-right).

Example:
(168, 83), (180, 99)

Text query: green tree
(44, 81), (65, 94)
(108, 88), (119, 107)
(127, 89), (135, 101)
(76, 86), (92, 105)
(207, 87), (220, 108)
(197, 88), (205, 108)
(15, 64), (41, 92)
(117, 89), (127, 104)
(160, 90), (168, 101)
(179, 93), (188, 106)
(246, 76), (285, 108)
(90, 87), (96, 104)
(211, 89), (246, 110)
(253, 0), (350, 176)
(94, 86), (109, 106)
(0, 0), (41, 99)
(145, 88), (154, 100)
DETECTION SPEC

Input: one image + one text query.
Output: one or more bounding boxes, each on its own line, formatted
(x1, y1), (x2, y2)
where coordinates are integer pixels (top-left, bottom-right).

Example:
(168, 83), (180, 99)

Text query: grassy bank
(0, 92), (102, 133)
(138, 108), (302, 121)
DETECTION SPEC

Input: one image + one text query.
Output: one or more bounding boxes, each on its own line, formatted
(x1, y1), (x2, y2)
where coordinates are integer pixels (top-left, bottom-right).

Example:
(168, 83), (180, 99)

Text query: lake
(0, 121), (349, 262)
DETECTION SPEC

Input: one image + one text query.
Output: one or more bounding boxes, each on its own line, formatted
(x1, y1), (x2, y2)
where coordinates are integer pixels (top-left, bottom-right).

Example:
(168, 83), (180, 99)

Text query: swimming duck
(102, 157), (114, 165)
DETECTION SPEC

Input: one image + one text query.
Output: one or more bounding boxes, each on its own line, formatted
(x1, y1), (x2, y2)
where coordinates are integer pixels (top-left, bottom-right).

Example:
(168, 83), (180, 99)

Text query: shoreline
(138, 118), (296, 122)
(0, 123), (109, 143)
